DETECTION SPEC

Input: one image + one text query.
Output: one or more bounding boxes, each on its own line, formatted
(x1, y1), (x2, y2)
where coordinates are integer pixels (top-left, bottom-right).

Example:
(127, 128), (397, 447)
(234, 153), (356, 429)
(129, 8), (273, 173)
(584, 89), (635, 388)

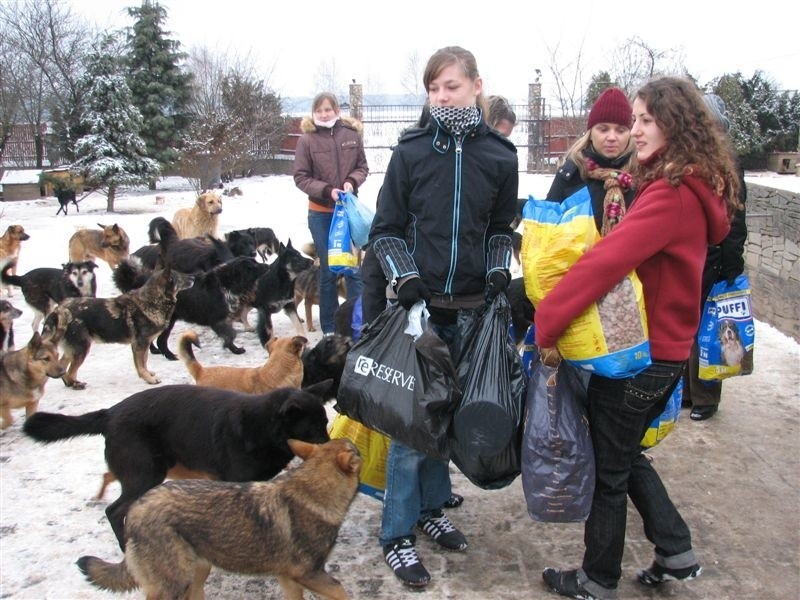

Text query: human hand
(343, 181), (354, 193)
(330, 187), (342, 201)
(397, 278), (431, 310)
(540, 346), (562, 368)
(484, 271), (509, 302)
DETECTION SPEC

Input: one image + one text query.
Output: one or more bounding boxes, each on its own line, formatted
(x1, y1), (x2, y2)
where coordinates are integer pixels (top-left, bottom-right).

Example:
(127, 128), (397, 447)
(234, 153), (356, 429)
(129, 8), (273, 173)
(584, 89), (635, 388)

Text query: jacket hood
(299, 115), (363, 134)
(683, 174), (731, 245)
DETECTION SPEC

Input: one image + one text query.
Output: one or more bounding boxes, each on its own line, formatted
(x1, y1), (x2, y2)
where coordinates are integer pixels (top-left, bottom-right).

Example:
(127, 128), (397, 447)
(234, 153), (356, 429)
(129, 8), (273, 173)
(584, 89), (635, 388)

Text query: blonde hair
(560, 130), (635, 180)
(423, 46), (489, 115)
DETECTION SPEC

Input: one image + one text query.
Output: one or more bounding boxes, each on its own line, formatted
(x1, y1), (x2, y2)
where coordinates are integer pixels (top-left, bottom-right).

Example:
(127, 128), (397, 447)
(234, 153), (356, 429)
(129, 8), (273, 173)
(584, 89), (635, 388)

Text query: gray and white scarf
(429, 105), (481, 138)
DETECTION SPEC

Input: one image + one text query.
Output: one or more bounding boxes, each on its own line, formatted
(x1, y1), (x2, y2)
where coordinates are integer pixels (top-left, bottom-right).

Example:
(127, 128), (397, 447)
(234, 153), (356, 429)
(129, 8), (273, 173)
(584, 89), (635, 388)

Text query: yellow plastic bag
(521, 189), (650, 378)
(329, 413), (390, 500)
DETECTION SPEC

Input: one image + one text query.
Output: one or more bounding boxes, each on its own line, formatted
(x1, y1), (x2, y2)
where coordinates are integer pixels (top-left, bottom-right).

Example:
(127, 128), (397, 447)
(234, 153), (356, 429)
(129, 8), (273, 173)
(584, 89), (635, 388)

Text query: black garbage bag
(522, 354), (595, 522)
(449, 293), (527, 489)
(336, 302), (460, 460)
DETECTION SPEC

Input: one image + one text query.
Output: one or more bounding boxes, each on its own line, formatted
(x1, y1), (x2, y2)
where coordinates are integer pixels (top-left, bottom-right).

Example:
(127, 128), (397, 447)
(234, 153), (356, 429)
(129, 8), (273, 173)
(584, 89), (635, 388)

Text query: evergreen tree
(126, 0), (192, 181)
(584, 72), (616, 110)
(72, 35), (160, 212)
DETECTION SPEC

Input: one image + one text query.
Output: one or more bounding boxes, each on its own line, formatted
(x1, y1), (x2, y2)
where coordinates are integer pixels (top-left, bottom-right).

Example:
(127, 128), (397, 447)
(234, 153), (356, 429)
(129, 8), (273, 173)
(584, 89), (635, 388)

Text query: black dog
(0, 299), (23, 352)
(133, 217), (234, 274)
(154, 256), (269, 359)
(253, 240), (314, 346)
(229, 227), (280, 263)
(302, 334), (353, 400)
(23, 379), (333, 549)
(223, 229), (257, 260)
(55, 188), (79, 216)
(1, 260), (99, 332)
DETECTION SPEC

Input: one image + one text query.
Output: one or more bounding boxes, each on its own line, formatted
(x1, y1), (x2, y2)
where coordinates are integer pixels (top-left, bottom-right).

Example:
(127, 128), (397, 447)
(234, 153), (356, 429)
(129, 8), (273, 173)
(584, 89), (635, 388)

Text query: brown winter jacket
(293, 116), (369, 213)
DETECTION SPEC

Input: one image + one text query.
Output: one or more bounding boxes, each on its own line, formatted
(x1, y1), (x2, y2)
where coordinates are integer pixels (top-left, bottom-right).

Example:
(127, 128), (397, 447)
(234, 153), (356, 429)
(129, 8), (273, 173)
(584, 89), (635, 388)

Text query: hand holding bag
(336, 302), (461, 460)
(328, 198), (360, 274)
(340, 191), (375, 248)
(522, 353), (595, 523)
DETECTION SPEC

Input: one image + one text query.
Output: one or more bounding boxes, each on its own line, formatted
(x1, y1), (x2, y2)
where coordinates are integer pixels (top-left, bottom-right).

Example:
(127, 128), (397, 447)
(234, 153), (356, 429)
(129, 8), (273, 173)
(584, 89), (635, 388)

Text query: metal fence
(353, 104), (552, 174)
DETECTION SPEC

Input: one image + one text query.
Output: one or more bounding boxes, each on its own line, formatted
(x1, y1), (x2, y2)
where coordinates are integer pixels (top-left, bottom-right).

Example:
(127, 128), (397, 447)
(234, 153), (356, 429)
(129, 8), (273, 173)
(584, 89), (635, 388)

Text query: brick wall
(744, 182), (800, 341)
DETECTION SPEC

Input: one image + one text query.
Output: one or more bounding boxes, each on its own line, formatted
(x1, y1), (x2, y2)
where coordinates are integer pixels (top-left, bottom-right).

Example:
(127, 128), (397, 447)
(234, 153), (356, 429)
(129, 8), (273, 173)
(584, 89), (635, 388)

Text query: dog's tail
(77, 555), (138, 592)
(23, 409), (108, 442)
(112, 257), (148, 293)
(0, 258), (22, 287)
(178, 330), (204, 381)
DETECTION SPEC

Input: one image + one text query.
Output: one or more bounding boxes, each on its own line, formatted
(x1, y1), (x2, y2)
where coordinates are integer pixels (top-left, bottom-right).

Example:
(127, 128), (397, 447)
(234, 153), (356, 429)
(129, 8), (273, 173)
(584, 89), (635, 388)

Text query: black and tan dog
(253, 240), (314, 346)
(68, 223), (130, 270)
(40, 267), (193, 388)
(302, 333), (352, 400)
(23, 379), (333, 548)
(132, 217), (234, 274)
(0, 331), (65, 429)
(0, 225), (31, 297)
(77, 437), (360, 600)
(1, 259), (98, 332)
(228, 226), (280, 262)
(0, 299), (23, 352)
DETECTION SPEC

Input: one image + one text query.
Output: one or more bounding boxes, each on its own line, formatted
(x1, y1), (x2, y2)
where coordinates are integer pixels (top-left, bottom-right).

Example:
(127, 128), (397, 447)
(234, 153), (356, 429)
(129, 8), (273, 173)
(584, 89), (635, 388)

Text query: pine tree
(126, 0), (192, 181)
(72, 35), (160, 212)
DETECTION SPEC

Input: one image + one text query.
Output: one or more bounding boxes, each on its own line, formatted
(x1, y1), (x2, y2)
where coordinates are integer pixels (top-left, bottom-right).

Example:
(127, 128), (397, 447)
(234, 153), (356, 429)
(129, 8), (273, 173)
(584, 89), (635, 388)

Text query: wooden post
(349, 81), (363, 122)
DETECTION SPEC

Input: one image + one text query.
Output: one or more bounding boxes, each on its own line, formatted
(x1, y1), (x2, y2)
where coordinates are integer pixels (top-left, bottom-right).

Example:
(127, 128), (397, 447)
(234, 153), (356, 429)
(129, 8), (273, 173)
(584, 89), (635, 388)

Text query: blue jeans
(379, 321), (457, 547)
(580, 360), (697, 591)
(307, 210), (363, 333)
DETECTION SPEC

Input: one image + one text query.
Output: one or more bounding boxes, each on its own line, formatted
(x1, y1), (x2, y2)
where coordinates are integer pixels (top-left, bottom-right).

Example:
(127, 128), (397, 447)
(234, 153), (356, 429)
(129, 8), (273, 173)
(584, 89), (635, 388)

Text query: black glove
(397, 277), (431, 310)
(484, 271), (509, 302)
(722, 270), (742, 287)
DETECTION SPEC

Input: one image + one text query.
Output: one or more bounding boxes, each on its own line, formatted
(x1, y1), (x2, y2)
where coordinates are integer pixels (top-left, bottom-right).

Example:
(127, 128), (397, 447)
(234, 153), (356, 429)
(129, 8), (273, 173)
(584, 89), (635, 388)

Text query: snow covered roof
(0, 169), (42, 185)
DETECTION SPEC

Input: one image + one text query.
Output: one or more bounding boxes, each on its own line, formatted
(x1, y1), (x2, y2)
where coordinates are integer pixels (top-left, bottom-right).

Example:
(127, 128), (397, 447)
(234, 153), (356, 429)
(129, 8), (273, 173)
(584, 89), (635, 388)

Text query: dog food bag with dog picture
(521, 189), (651, 379)
(697, 274), (755, 380)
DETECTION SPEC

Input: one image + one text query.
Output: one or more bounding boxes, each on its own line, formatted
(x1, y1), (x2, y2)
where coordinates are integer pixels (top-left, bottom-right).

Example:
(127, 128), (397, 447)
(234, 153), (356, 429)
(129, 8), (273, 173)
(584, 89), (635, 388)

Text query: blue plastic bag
(340, 191), (375, 248)
(328, 199), (359, 274)
(697, 274), (754, 380)
(641, 378), (683, 448)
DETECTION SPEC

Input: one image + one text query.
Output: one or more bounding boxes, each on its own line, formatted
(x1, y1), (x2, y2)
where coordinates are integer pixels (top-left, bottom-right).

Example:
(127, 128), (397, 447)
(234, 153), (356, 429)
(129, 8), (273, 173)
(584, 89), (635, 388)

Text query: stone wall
(744, 182), (800, 342)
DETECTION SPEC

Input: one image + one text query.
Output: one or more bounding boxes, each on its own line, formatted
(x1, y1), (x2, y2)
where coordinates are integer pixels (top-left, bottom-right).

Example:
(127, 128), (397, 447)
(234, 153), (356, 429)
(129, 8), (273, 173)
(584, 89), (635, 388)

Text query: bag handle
(404, 301), (429, 340)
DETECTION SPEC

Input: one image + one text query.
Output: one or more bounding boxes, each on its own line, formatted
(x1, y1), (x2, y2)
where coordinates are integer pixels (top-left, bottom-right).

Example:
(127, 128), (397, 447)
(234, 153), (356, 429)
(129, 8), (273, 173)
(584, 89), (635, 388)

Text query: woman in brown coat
(293, 91), (369, 335)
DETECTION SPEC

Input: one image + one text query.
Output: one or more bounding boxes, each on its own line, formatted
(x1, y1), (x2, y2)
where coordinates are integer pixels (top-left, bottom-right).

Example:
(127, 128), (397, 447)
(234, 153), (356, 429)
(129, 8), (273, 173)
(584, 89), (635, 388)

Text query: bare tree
(401, 50), (425, 100)
(0, 0), (94, 165)
(544, 38), (588, 118)
(611, 37), (686, 95)
(313, 58), (345, 97)
(0, 34), (24, 158)
(180, 46), (287, 190)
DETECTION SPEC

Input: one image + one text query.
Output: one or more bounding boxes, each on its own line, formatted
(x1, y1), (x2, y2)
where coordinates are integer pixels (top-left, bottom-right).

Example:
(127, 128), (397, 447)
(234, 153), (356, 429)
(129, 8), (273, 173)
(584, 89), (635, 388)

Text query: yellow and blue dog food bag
(521, 188), (650, 379)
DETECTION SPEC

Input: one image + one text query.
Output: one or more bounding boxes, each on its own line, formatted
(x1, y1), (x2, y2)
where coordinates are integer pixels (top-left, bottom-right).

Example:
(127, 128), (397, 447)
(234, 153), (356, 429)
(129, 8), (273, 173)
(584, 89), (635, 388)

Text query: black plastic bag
(522, 354), (595, 522)
(336, 302), (461, 460)
(448, 293), (527, 489)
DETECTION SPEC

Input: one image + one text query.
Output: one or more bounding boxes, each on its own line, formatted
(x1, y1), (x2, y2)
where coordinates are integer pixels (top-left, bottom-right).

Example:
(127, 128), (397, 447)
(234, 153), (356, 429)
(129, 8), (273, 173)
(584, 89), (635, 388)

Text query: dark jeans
(308, 210), (362, 333)
(581, 360), (696, 590)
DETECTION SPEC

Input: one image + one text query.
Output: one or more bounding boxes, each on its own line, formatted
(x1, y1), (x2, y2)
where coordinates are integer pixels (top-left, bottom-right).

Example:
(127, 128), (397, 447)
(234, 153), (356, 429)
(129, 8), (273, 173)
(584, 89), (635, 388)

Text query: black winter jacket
(546, 150), (636, 232)
(369, 120), (518, 300)
(701, 166), (747, 298)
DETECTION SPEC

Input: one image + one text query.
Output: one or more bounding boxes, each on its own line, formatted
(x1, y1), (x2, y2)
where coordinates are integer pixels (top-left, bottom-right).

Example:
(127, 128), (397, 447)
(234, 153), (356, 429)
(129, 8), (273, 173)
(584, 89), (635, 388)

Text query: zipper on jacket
(444, 137), (464, 295)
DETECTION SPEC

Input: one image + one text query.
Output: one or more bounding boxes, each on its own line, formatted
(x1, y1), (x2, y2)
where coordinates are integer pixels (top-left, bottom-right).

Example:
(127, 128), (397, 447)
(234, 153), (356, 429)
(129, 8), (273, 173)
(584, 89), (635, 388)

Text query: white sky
(71, 0), (800, 105)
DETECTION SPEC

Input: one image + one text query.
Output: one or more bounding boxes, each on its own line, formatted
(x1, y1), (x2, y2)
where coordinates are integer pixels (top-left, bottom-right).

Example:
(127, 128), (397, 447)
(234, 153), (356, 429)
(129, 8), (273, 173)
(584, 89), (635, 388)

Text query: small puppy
(68, 224), (130, 270)
(0, 299), (23, 352)
(172, 190), (223, 239)
(719, 319), (745, 367)
(178, 330), (307, 394)
(0, 225), (31, 296)
(0, 332), (65, 428)
(77, 438), (361, 600)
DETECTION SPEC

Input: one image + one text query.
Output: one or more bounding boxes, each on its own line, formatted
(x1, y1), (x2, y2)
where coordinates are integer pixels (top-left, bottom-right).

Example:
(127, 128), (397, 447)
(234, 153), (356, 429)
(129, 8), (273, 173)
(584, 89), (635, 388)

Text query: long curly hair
(633, 77), (741, 217)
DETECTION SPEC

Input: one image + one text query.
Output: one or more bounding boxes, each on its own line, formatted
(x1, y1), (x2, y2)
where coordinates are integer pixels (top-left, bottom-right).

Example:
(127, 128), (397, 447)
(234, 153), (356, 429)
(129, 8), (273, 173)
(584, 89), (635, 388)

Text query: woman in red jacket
(293, 92), (368, 335)
(536, 77), (741, 600)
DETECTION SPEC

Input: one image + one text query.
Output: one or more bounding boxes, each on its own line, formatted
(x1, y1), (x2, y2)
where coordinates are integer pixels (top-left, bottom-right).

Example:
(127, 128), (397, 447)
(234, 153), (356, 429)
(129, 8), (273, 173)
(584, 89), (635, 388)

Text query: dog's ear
(27, 331), (43, 352)
(338, 442), (362, 474)
(292, 336), (308, 355)
(302, 378), (333, 401)
(287, 438), (315, 460)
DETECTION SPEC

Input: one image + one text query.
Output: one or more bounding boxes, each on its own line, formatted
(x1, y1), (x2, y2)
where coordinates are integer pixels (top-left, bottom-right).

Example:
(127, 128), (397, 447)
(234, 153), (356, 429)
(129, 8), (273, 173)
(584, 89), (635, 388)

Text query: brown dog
(0, 225), (31, 296)
(178, 330), (307, 393)
(172, 191), (223, 240)
(40, 267), (193, 389)
(77, 438), (361, 600)
(294, 265), (347, 333)
(0, 331), (65, 429)
(68, 223), (130, 269)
